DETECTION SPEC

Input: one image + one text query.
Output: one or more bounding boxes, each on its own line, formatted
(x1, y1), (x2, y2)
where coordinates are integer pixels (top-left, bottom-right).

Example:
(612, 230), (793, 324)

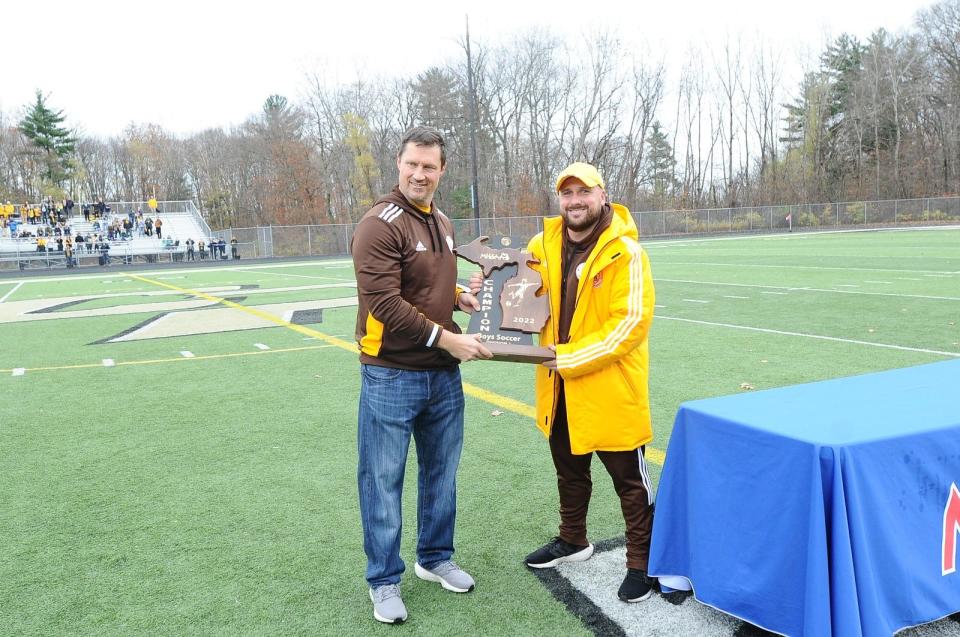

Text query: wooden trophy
(455, 236), (553, 364)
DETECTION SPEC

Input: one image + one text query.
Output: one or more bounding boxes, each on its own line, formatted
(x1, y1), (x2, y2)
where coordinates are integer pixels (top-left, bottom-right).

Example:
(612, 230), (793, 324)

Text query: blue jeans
(357, 364), (464, 587)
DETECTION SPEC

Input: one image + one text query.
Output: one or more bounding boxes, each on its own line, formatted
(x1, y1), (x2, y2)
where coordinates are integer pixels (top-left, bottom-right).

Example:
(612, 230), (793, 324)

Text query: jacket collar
(544, 202), (636, 247)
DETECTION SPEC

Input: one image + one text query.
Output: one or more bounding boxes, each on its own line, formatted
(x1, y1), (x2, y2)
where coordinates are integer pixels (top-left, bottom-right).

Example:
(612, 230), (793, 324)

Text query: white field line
(656, 278), (960, 302)
(863, 280), (893, 284)
(643, 224), (960, 248)
(180, 351), (195, 358)
(836, 284), (860, 287)
(0, 259), (355, 285)
(12, 368), (25, 376)
(102, 359), (115, 367)
(234, 268), (350, 282)
(682, 299), (710, 303)
(0, 281), (24, 303)
(254, 343), (270, 350)
(722, 295), (750, 299)
(654, 261), (955, 274)
(1, 282), (355, 307)
(760, 291), (788, 295)
(896, 277), (924, 281)
(659, 315), (960, 358)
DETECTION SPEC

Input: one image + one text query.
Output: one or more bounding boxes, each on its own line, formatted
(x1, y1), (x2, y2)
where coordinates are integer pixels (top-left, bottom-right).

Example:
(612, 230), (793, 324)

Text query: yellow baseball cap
(555, 162), (605, 193)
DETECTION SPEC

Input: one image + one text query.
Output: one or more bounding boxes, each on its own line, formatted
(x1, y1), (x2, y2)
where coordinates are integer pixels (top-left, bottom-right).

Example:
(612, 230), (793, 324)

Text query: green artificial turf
(1, 228), (957, 635)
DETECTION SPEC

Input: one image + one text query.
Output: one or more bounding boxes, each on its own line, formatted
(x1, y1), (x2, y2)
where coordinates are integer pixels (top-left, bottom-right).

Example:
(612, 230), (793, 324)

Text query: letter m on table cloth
(944, 482), (960, 576)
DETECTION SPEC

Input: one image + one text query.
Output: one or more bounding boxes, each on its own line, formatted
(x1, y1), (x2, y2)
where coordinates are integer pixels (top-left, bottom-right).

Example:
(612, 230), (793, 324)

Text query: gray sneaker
(414, 560), (475, 593)
(369, 584), (407, 624)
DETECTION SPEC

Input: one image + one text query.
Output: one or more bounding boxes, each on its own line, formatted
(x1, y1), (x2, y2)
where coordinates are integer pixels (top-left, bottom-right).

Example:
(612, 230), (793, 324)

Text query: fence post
(307, 227), (312, 256)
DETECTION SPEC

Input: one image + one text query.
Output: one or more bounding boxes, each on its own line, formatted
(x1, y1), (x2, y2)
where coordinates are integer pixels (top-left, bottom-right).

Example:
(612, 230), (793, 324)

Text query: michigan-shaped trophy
(455, 236), (553, 364)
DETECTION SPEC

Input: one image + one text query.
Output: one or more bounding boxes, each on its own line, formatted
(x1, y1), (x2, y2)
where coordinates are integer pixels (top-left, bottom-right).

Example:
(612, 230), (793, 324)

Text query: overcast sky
(2, 0), (935, 138)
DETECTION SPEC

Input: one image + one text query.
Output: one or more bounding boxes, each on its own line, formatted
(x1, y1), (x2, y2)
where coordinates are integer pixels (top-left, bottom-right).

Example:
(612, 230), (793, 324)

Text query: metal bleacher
(0, 200), (212, 271)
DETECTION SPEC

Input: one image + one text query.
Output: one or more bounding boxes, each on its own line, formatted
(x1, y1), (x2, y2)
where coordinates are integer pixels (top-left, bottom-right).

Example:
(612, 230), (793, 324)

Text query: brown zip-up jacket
(351, 187), (463, 370)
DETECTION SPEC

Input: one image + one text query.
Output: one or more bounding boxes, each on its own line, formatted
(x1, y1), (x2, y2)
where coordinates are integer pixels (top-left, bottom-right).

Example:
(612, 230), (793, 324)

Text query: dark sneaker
(369, 584), (407, 624)
(414, 560), (475, 593)
(524, 537), (594, 569)
(618, 568), (653, 603)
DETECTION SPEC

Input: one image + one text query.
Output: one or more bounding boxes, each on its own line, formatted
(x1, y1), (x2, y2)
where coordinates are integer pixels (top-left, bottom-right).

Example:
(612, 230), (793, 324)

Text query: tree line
(3, 1), (960, 229)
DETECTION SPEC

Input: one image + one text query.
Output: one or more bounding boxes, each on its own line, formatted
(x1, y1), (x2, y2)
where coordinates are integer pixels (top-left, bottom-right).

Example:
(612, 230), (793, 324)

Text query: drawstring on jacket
(427, 212), (443, 253)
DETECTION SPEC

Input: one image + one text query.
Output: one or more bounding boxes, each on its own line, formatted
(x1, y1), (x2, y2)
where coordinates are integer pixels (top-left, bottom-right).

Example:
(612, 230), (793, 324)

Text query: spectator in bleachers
(36, 236), (46, 252)
(75, 233), (85, 252)
(82, 203), (90, 221)
(155, 217), (163, 239)
(185, 238), (195, 261)
(144, 217), (153, 236)
(65, 236), (74, 267)
(148, 197), (158, 215)
(55, 237), (64, 252)
(198, 239), (206, 259)
(231, 237), (239, 259)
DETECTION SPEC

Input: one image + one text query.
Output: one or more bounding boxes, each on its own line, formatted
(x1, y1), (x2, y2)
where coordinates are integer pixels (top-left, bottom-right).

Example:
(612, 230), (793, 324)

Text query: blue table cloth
(648, 359), (960, 636)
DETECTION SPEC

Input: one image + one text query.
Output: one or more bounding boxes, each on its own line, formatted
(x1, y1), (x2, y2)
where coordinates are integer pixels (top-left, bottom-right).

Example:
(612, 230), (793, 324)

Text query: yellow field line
(0, 345), (333, 373)
(127, 273), (667, 466)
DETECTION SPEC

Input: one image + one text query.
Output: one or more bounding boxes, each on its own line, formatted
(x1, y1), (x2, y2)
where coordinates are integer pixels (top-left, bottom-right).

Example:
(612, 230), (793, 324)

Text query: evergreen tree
(644, 121), (676, 201)
(19, 90), (77, 186)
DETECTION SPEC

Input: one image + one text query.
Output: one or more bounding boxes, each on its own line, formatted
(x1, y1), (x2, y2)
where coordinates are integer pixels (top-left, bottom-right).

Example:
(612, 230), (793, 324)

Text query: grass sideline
(1, 228), (958, 635)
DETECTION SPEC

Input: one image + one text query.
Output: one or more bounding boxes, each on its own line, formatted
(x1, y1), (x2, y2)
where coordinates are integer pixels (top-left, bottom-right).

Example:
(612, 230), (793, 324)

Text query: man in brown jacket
(351, 126), (491, 624)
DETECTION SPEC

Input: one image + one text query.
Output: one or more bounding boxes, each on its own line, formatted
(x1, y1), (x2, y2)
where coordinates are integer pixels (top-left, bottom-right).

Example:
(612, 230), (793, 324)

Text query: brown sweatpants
(550, 395), (654, 570)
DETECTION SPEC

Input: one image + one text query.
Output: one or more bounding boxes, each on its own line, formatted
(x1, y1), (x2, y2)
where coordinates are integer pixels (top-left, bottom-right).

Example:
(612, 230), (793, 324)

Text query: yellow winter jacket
(527, 203), (655, 454)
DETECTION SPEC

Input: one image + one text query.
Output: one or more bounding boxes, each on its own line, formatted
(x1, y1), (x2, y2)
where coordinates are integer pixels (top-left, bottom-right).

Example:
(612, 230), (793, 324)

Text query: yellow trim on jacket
(527, 202), (656, 454)
(360, 312), (385, 357)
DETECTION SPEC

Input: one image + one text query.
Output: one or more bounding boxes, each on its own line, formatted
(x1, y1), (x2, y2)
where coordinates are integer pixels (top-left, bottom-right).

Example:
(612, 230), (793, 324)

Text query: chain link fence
(213, 195), (960, 260)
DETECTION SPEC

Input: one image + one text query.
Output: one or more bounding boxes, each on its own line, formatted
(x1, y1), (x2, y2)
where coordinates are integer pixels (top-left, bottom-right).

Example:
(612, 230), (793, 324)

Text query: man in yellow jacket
(524, 162), (657, 603)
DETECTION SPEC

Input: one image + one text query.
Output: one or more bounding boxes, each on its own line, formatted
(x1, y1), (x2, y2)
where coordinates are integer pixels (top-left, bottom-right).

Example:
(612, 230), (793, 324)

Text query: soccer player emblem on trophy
(455, 236), (553, 363)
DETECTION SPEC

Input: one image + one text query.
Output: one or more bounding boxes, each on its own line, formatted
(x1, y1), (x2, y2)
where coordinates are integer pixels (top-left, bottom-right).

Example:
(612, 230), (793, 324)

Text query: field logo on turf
(943, 482), (960, 576)
(0, 290), (357, 343)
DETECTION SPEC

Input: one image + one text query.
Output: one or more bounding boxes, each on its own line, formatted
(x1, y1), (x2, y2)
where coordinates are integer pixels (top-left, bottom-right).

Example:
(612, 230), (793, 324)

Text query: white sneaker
(414, 560), (476, 593)
(369, 584), (407, 624)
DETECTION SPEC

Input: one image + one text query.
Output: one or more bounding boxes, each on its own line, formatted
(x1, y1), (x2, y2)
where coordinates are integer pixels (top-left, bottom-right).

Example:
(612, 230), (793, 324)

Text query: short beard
(562, 206), (602, 232)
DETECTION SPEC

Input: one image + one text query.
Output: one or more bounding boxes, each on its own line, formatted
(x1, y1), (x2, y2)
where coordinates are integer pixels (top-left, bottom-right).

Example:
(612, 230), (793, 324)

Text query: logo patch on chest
(415, 240), (427, 252)
(593, 272), (603, 288)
